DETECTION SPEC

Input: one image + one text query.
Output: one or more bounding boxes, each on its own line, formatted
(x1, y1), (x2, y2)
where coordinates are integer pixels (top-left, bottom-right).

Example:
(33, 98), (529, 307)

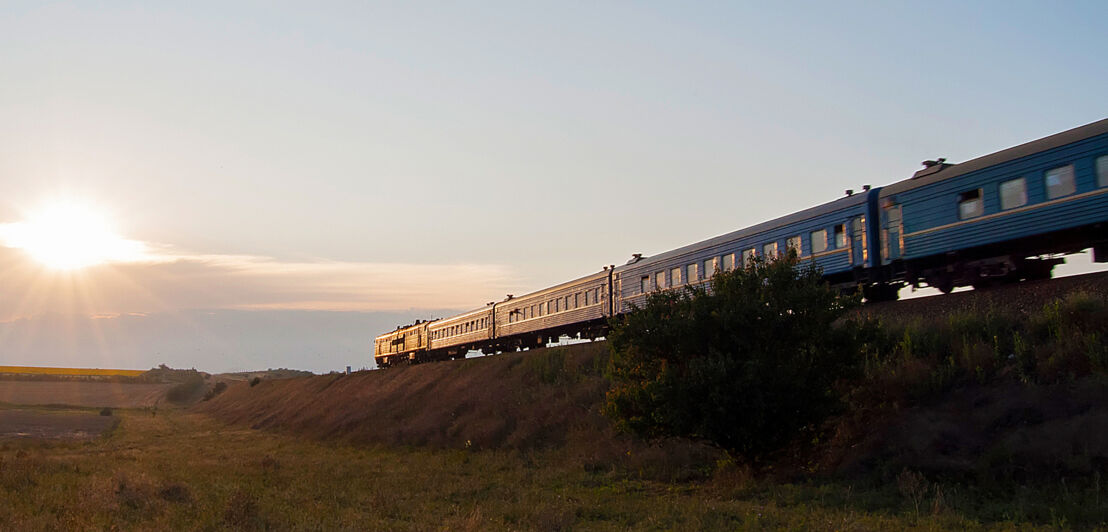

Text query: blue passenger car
(616, 189), (879, 309)
(877, 119), (1108, 292)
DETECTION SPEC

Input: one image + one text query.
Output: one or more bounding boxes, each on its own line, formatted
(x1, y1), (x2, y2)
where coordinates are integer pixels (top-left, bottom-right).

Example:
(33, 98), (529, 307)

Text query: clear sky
(1, 2), (1106, 372)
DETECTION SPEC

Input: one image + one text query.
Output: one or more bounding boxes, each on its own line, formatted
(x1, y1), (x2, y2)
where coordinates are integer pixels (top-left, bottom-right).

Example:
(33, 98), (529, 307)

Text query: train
(374, 118), (1108, 368)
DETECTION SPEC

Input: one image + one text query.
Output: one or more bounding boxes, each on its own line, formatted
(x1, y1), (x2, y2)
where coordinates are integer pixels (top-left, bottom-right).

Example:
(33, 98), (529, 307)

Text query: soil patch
(0, 409), (117, 439)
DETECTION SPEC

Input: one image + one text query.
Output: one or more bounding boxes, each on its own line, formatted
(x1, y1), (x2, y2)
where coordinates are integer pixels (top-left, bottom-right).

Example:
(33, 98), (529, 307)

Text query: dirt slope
(198, 273), (1108, 479)
(197, 342), (613, 450)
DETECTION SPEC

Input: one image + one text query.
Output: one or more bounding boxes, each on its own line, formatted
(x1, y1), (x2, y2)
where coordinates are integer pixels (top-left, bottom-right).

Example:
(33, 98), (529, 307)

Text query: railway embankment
(199, 272), (1108, 484)
(197, 341), (618, 451)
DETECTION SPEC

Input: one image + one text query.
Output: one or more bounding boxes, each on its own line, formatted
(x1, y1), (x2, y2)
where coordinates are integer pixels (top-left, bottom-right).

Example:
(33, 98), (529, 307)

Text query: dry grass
(0, 407), (1033, 531)
(0, 366), (146, 377)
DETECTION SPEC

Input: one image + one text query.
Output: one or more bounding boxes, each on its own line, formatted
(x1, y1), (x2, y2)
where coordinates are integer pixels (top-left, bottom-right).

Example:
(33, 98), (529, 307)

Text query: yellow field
(0, 366), (145, 377)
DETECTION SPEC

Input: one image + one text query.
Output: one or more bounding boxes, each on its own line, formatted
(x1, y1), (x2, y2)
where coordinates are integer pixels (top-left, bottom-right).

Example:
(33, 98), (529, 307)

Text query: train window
(554, 299), (560, 313)
(811, 229), (827, 253)
(703, 258), (716, 278)
(671, 266), (682, 285)
(999, 178), (1027, 210)
(786, 236), (802, 257)
(742, 248), (756, 268)
(958, 189), (983, 219)
(721, 253), (735, 271)
(1045, 165), (1076, 199)
(1097, 155), (1108, 188)
(763, 242), (777, 259)
(565, 295), (571, 310)
(686, 263), (698, 283)
(834, 225), (846, 248)
(574, 293), (580, 308)
(655, 271), (665, 289)
(640, 276), (649, 294)
(594, 287), (601, 303)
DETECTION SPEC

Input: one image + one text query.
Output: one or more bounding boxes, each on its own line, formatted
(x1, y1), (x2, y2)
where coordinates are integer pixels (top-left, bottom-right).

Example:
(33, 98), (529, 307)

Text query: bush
(604, 253), (870, 460)
(203, 381), (229, 401)
(249, 377), (261, 387)
(166, 373), (206, 403)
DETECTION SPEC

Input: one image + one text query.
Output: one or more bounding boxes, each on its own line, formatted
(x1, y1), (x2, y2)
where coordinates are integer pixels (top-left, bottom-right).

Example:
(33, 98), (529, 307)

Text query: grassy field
(0, 406), (1091, 530)
(0, 381), (174, 408)
(0, 366), (146, 377)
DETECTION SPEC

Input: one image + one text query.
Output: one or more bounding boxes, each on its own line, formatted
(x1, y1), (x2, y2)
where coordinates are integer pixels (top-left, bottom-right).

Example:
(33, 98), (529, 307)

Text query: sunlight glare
(0, 202), (146, 270)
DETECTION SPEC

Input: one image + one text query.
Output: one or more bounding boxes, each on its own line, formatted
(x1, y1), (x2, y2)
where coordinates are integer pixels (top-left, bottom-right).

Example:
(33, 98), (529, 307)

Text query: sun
(0, 201), (146, 270)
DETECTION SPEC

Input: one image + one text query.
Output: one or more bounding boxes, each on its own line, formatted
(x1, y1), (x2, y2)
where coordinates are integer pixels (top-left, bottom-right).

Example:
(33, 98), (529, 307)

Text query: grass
(1, 406), (1097, 530)
(0, 366), (146, 377)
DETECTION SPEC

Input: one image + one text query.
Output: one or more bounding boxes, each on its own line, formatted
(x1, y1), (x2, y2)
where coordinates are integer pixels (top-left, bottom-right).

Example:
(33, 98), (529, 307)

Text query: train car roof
(496, 268), (611, 304)
(429, 306), (494, 326)
(618, 190), (870, 272)
(881, 118), (1108, 197)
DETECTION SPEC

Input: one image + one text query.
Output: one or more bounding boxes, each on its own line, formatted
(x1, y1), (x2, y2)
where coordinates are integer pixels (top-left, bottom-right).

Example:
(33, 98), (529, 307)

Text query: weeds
(854, 293), (1108, 408)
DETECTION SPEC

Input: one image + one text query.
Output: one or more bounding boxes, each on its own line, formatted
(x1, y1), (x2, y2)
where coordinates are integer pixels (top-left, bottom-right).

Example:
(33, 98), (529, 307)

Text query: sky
(1, 2), (1106, 372)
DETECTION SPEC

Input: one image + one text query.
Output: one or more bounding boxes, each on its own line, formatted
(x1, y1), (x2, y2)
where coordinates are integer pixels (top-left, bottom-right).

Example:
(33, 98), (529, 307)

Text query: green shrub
(203, 381), (229, 401)
(604, 253), (870, 460)
(166, 373), (206, 403)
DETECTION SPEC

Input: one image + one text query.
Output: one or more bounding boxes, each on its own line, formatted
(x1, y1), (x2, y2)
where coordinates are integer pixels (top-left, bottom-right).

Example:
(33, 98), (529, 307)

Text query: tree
(604, 253), (866, 460)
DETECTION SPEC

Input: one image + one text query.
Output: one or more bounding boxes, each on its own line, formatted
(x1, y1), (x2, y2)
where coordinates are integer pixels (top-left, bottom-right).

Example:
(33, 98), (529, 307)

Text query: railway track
(857, 270), (1108, 322)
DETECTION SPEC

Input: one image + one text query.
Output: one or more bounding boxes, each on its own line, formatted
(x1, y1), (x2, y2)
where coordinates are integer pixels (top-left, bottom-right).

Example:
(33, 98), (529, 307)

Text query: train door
(849, 216), (866, 266)
(882, 204), (903, 264)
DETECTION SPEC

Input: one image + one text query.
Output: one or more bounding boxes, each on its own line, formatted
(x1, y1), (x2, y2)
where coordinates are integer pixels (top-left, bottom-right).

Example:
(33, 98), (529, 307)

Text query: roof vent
(845, 189), (854, 196)
(626, 253), (644, 264)
(912, 157), (955, 179)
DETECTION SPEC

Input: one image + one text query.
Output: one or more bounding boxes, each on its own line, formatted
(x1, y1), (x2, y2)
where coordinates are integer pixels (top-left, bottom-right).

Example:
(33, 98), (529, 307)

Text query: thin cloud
(0, 243), (518, 320)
